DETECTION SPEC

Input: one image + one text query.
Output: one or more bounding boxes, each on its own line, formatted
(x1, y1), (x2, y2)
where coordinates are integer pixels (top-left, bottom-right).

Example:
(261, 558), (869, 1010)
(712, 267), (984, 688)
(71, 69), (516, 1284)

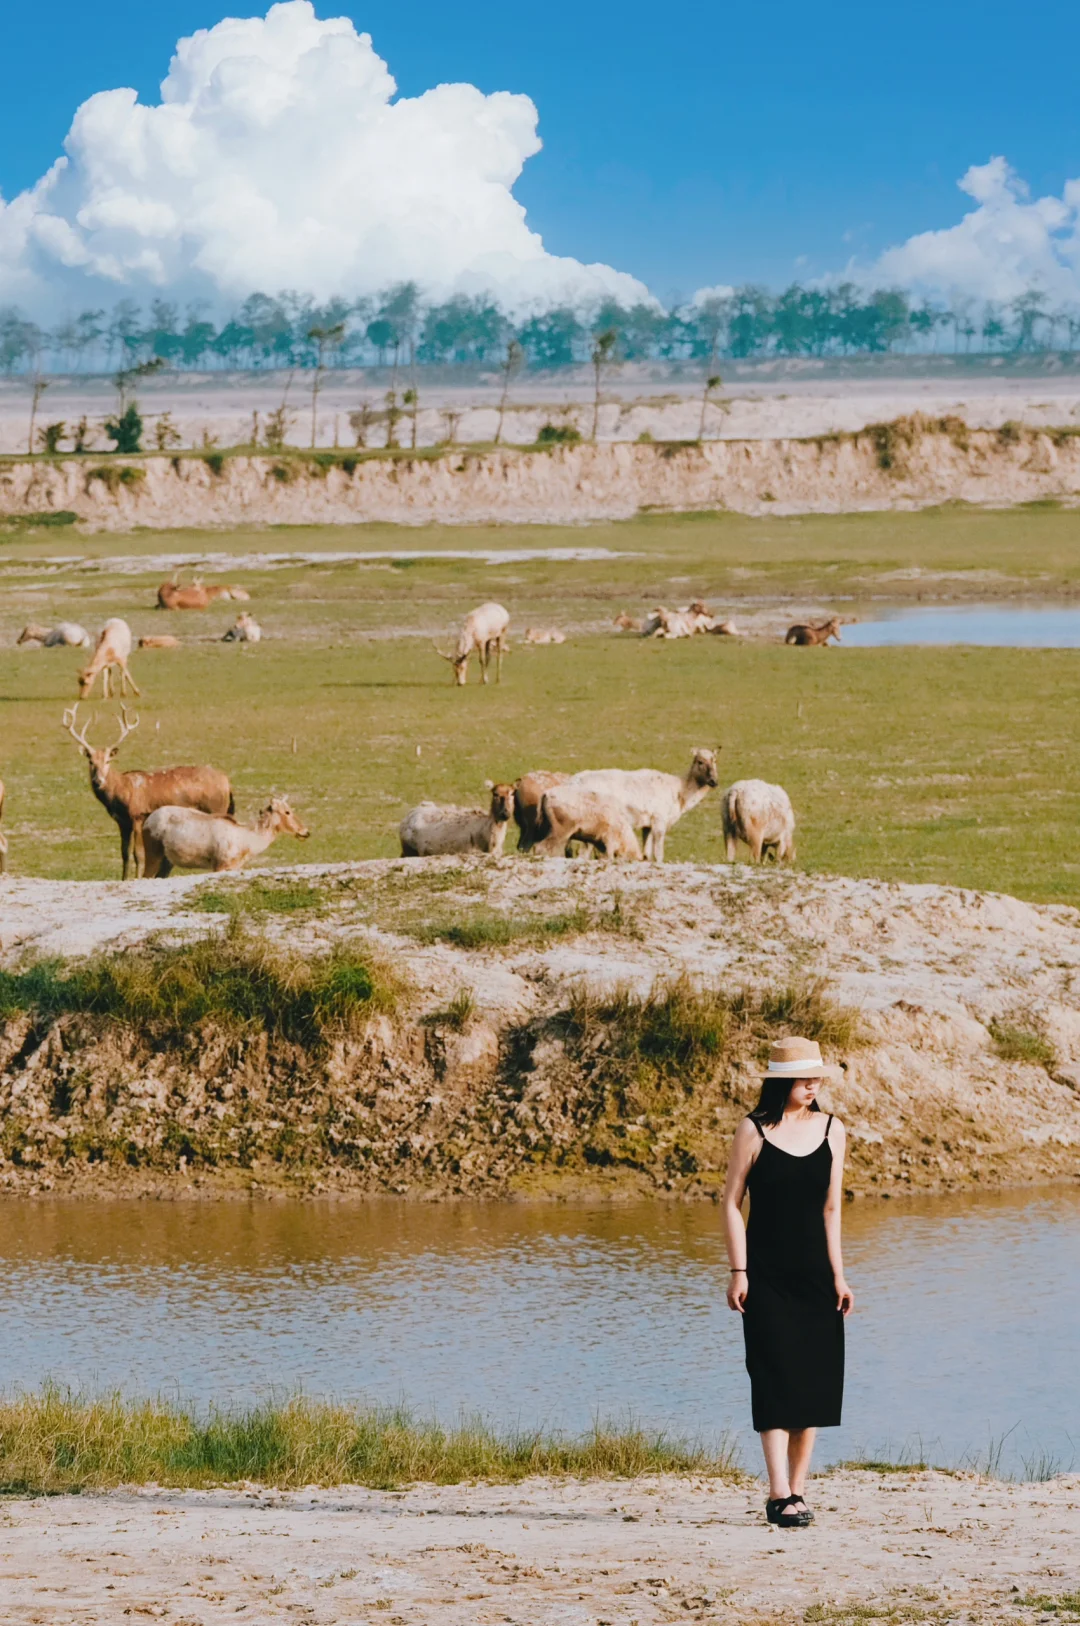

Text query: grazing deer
(78, 619), (140, 699)
(433, 602), (510, 685)
(63, 704), (234, 878)
(0, 776), (6, 872)
(142, 797), (310, 877)
(785, 617), (842, 646)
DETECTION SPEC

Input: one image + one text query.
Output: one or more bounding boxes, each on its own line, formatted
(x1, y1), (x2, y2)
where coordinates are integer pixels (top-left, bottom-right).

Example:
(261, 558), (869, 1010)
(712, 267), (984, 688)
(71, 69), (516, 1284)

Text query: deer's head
(62, 704), (139, 785)
(264, 797), (310, 839)
(691, 747), (721, 789)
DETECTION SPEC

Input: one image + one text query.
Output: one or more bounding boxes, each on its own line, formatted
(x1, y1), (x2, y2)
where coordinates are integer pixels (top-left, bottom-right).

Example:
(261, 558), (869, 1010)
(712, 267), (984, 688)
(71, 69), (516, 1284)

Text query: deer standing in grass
(63, 704), (234, 878)
(433, 603), (510, 685)
(78, 619), (140, 699)
(141, 797), (310, 877)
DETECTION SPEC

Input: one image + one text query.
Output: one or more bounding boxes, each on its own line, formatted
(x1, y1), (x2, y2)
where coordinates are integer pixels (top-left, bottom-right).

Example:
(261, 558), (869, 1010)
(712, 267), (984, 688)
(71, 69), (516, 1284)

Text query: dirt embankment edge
(4, 416), (1080, 528)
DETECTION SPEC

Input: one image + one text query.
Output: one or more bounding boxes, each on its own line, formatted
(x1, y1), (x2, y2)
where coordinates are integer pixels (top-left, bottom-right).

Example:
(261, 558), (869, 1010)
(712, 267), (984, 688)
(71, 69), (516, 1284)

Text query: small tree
(403, 386), (420, 448)
(590, 328), (619, 441)
(307, 322), (345, 447)
(27, 374), (48, 455)
(348, 403), (376, 448)
(153, 412), (183, 452)
(104, 403), (144, 454)
(440, 408), (463, 445)
(71, 415), (92, 453)
(37, 421), (67, 455)
(495, 339), (524, 445)
(384, 388), (402, 449)
(264, 405), (292, 451)
(698, 374), (723, 440)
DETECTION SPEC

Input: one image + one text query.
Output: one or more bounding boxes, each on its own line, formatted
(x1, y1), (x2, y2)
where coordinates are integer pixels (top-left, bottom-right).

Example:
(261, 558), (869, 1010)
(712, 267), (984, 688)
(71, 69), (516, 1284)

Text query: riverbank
(1, 861), (1078, 1201)
(2, 1468), (1076, 1624)
(5, 416), (1080, 528)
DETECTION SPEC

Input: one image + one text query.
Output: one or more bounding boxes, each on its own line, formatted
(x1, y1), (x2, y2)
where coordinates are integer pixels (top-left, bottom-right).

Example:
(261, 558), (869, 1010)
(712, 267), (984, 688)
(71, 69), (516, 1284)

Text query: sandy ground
(1, 1471), (1076, 1623)
(6, 366), (1080, 453)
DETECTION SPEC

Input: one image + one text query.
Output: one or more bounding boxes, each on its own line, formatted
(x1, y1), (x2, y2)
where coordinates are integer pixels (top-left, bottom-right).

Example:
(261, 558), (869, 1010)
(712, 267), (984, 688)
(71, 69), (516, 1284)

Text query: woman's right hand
(726, 1270), (748, 1312)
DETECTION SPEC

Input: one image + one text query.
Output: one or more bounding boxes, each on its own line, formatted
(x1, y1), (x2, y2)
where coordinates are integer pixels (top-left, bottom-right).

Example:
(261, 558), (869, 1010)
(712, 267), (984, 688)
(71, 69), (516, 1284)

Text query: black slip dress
(742, 1113), (844, 1432)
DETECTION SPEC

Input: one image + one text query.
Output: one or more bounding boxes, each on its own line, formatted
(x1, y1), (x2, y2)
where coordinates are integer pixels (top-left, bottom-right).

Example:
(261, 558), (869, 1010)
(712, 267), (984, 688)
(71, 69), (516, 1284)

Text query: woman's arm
(823, 1118), (855, 1316)
(722, 1118), (760, 1313)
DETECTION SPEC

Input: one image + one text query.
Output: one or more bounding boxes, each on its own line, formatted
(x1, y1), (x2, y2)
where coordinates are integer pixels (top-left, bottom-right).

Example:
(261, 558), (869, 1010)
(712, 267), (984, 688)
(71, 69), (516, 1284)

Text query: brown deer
(78, 619), (140, 699)
(157, 578), (249, 609)
(785, 617), (842, 646)
(63, 704), (234, 878)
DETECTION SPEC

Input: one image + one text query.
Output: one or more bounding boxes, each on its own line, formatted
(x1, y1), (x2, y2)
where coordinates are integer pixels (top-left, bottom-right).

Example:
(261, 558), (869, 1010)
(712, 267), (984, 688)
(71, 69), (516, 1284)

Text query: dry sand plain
(2, 1470), (1077, 1624)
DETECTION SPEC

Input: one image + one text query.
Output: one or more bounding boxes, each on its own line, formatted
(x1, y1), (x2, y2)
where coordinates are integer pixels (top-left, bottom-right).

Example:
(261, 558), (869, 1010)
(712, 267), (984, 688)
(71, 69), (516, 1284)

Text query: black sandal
(765, 1495), (812, 1528)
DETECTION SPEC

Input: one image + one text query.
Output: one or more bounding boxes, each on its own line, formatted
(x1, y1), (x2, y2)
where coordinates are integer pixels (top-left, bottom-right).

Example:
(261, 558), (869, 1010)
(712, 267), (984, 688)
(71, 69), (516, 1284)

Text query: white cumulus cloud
(0, 0), (650, 315)
(858, 158), (1080, 303)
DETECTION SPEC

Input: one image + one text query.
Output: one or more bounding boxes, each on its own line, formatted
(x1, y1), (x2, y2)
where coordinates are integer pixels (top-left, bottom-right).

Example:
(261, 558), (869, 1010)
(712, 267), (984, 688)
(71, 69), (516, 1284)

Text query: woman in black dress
(722, 1036), (854, 1528)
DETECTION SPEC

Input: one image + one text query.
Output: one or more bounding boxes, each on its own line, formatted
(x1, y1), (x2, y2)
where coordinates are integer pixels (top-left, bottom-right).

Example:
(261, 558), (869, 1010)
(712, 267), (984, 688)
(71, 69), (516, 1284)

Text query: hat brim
(766, 1058), (824, 1076)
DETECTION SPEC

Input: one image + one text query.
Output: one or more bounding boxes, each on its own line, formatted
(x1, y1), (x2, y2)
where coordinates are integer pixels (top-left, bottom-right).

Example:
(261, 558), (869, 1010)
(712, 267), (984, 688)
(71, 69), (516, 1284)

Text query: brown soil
(1, 859), (1078, 1201)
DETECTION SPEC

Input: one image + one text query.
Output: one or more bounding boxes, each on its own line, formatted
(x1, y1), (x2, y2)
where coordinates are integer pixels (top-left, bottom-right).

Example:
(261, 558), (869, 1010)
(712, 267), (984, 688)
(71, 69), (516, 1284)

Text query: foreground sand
(3, 1471), (1077, 1623)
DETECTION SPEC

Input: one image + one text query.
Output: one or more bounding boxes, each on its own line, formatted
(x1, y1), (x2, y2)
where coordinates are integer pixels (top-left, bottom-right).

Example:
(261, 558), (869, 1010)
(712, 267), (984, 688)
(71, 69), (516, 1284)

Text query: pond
(845, 605), (1080, 646)
(0, 1186), (1076, 1478)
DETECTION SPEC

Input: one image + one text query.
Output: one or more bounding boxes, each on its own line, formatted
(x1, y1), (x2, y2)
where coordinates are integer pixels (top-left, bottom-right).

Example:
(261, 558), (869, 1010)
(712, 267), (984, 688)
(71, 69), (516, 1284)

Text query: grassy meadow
(1, 504), (1079, 902)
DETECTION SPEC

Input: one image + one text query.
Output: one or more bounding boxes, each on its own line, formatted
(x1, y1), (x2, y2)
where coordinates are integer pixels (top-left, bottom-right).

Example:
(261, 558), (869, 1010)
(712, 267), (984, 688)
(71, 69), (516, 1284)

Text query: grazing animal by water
(142, 797), (309, 877)
(534, 786), (642, 860)
(433, 602), (510, 685)
(63, 703), (234, 879)
(222, 612), (262, 644)
(513, 771), (570, 851)
(564, 747), (720, 862)
(78, 619), (140, 699)
(524, 627), (566, 645)
(17, 621), (91, 649)
(721, 779), (796, 863)
(399, 782), (516, 857)
(785, 617), (842, 646)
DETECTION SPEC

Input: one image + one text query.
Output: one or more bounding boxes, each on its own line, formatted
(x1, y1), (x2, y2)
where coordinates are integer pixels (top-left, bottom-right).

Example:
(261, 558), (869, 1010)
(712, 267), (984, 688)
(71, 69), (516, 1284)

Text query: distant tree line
(2, 282), (1079, 376)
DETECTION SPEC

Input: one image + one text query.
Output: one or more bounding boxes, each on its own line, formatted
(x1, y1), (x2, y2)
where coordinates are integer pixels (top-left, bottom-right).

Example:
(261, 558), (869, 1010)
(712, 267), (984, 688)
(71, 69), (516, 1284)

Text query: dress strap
(747, 1115), (765, 1138)
(825, 1114), (834, 1141)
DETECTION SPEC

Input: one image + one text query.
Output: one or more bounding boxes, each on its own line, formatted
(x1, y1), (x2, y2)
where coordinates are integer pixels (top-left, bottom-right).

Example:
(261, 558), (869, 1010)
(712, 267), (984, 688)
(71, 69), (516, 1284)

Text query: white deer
(141, 797), (310, 876)
(433, 602), (510, 685)
(78, 619), (140, 699)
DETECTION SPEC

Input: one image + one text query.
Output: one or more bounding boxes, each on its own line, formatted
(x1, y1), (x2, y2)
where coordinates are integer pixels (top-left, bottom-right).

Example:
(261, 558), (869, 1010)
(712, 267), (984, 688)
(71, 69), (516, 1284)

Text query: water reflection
(845, 605), (1080, 647)
(0, 1187), (1076, 1477)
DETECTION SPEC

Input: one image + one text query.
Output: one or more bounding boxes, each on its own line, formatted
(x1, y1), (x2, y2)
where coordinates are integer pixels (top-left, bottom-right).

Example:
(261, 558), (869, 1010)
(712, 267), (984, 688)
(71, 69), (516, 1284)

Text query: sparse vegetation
(187, 878), (327, 917)
(0, 1386), (740, 1494)
(536, 422), (582, 445)
(414, 897), (639, 950)
(989, 1020), (1057, 1071)
(0, 928), (399, 1048)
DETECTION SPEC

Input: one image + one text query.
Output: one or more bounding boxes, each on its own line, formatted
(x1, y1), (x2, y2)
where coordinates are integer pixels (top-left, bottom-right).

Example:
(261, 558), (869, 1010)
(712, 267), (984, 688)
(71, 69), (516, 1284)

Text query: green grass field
(1, 505), (1079, 901)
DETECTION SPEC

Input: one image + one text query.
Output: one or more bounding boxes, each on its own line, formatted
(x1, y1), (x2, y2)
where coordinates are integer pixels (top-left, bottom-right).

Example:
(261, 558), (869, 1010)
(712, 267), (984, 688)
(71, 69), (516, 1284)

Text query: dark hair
(750, 1077), (822, 1128)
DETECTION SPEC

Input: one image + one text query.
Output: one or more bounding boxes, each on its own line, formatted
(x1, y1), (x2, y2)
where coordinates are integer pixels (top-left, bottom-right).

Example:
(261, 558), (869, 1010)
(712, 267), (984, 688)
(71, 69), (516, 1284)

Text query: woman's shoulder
(826, 1112), (847, 1137)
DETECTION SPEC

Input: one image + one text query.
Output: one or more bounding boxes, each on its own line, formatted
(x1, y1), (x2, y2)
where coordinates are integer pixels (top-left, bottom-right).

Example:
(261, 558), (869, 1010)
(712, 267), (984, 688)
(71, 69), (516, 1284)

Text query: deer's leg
(750, 834), (764, 862)
(725, 832), (738, 863)
(479, 644), (488, 684)
(653, 829), (666, 863)
(132, 818), (146, 879)
(121, 661), (141, 697)
(120, 820), (132, 880)
(102, 666), (112, 699)
(496, 637), (503, 684)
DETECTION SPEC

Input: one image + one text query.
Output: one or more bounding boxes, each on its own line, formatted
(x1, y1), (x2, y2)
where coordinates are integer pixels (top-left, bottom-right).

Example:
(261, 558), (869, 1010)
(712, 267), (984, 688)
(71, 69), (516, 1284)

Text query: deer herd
(0, 577), (832, 880)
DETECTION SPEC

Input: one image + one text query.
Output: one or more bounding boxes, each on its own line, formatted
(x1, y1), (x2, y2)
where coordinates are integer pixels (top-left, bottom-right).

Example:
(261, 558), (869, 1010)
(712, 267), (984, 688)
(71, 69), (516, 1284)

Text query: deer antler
(113, 703), (140, 750)
(430, 640), (456, 662)
(61, 704), (95, 755)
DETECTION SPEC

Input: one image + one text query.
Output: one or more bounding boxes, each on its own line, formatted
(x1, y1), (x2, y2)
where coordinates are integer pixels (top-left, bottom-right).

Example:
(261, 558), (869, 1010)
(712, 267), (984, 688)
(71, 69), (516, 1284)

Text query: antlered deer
(721, 779), (796, 863)
(63, 703), (234, 878)
(399, 783), (516, 856)
(78, 619), (140, 699)
(785, 617), (842, 646)
(142, 797), (310, 877)
(433, 602), (510, 685)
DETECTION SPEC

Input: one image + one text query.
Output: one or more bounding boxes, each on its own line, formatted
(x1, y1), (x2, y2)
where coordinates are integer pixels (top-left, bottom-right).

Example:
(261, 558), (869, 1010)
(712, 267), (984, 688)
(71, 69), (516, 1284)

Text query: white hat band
(766, 1058), (824, 1076)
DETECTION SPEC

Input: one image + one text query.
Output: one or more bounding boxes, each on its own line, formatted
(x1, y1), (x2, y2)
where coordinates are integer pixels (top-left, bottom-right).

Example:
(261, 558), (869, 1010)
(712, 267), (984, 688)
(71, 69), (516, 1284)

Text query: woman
(723, 1035), (855, 1529)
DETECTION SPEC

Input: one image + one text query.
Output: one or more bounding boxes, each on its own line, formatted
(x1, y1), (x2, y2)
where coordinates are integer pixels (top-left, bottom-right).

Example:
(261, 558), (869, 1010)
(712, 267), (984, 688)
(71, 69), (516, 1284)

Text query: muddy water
(0, 1187), (1076, 1477)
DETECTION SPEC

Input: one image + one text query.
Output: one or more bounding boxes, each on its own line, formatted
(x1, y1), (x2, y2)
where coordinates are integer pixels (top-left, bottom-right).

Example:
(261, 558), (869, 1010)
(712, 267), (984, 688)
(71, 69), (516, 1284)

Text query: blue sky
(2, 0), (1079, 303)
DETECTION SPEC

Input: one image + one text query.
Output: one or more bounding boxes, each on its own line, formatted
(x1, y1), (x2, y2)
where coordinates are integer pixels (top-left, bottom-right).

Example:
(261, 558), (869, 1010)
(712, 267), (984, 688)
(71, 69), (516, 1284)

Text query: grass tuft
(0, 1387), (741, 1493)
(188, 878), (327, 918)
(1016, 1596), (1080, 1618)
(989, 1020), (1057, 1072)
(415, 898), (640, 951)
(0, 927), (399, 1048)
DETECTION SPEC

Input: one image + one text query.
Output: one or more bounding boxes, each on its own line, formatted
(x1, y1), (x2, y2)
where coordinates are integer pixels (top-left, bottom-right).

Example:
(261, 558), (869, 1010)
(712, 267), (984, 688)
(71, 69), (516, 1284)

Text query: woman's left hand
(835, 1278), (855, 1316)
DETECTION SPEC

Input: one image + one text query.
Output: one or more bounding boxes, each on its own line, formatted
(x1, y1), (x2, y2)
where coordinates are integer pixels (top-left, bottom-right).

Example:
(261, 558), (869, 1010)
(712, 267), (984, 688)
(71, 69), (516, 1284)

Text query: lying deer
(785, 617), (842, 646)
(63, 704), (234, 878)
(17, 621), (91, 648)
(78, 619), (140, 699)
(157, 578), (250, 610)
(141, 797), (310, 877)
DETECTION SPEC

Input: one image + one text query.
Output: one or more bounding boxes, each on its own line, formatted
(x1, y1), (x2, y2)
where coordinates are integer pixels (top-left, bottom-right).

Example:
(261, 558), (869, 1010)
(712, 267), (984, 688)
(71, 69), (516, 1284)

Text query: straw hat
(765, 1036), (826, 1077)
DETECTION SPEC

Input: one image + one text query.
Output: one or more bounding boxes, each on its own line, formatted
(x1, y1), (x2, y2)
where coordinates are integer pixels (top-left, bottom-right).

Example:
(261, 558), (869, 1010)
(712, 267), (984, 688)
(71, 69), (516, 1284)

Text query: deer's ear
(484, 779), (494, 790)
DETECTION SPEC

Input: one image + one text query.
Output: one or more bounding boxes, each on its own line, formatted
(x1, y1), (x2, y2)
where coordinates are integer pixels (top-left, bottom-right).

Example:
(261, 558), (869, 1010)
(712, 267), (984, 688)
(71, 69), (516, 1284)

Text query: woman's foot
(765, 1495), (811, 1528)
(788, 1493), (814, 1523)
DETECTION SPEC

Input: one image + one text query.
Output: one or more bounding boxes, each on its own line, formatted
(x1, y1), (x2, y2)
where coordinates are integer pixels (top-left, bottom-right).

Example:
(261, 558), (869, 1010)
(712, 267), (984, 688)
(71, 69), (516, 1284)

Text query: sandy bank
(2, 1470), (1077, 1623)
(5, 418), (1080, 527)
(1, 860), (1078, 1200)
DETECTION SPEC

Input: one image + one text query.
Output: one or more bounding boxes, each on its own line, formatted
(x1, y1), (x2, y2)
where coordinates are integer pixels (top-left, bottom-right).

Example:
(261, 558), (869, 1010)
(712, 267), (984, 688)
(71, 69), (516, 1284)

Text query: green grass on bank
(2, 507), (1080, 901)
(0, 928), (399, 1046)
(0, 1387), (740, 1493)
